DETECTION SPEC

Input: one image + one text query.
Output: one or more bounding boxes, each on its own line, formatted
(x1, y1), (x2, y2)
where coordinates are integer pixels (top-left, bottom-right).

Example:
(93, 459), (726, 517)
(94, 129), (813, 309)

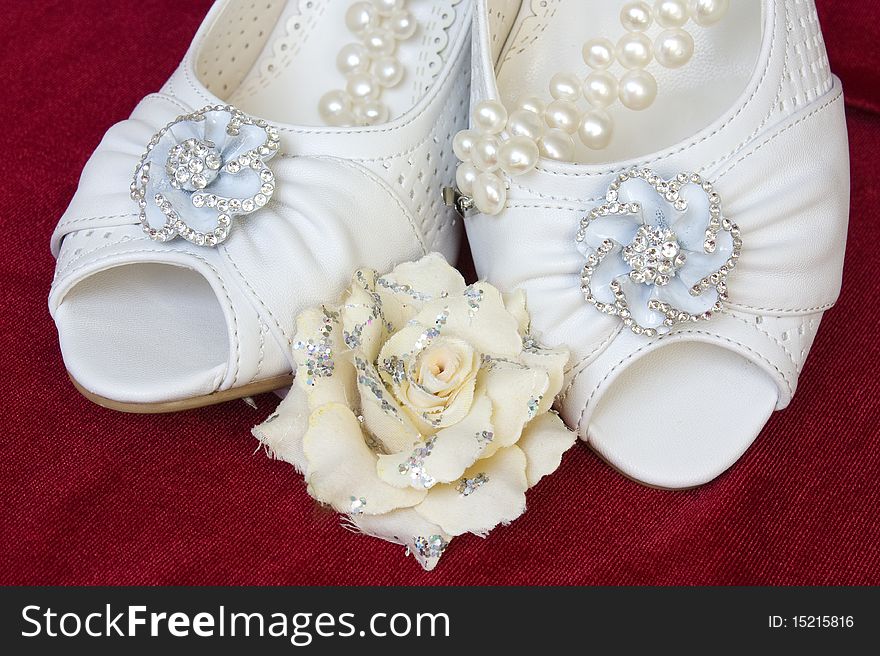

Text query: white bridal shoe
(49, 0), (472, 412)
(456, 0), (849, 488)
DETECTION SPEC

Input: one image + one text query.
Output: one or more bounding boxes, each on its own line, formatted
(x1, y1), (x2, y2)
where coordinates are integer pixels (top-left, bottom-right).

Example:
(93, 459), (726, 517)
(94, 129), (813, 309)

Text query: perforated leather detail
(196, 0), (287, 97)
(743, 312), (823, 377)
(53, 226), (146, 285)
(485, 0), (522, 62)
(361, 50), (471, 262)
(778, 0), (833, 115)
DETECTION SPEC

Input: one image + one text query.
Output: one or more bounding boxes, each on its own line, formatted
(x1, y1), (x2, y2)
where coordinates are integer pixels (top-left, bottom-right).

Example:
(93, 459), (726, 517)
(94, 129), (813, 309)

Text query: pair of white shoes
(49, 0), (849, 490)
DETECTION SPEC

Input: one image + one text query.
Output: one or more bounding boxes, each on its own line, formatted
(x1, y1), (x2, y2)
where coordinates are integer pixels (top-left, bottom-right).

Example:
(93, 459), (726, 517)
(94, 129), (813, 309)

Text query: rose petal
(502, 289), (531, 334)
(478, 359), (550, 458)
(376, 393), (494, 489)
(412, 283), (523, 359)
(292, 307), (356, 410)
(252, 384), (310, 474)
(378, 329), (479, 432)
(351, 508), (452, 572)
(340, 269), (386, 363)
(376, 253), (467, 330)
(516, 412), (576, 486)
(303, 403), (426, 515)
(519, 342), (570, 416)
(354, 354), (422, 454)
(414, 446), (529, 536)
(396, 367), (477, 432)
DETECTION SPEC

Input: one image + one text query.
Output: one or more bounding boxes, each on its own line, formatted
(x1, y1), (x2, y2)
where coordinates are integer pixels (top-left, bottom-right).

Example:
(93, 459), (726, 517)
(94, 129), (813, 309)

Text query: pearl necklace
(453, 0), (730, 215)
(318, 0), (418, 127)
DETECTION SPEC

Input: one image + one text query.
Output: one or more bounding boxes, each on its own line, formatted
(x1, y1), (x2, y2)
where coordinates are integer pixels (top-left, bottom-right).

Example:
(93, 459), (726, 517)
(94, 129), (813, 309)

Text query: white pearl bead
(538, 129), (575, 161)
(472, 100), (508, 134)
(616, 32), (653, 69)
(472, 172), (507, 215)
(346, 72), (380, 101)
(387, 9), (418, 39)
(517, 95), (547, 115)
(620, 1), (653, 31)
(549, 72), (582, 102)
(373, 0), (403, 17)
(507, 108), (545, 140)
(456, 162), (479, 195)
(689, 0), (729, 26)
(583, 71), (619, 108)
(337, 43), (371, 75)
(353, 99), (389, 125)
(583, 38), (616, 70)
(372, 56), (404, 86)
(345, 2), (379, 35)
(363, 28), (396, 56)
(578, 110), (614, 150)
(318, 90), (355, 126)
(544, 99), (580, 134)
(619, 69), (658, 110)
(498, 136), (540, 176)
(653, 0), (690, 28)
(654, 28), (694, 68)
(452, 129), (478, 161)
(471, 135), (501, 172)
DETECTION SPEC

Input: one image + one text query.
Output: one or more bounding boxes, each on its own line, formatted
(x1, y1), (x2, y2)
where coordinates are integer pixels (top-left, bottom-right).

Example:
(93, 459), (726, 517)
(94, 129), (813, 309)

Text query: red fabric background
(1, 1), (878, 585)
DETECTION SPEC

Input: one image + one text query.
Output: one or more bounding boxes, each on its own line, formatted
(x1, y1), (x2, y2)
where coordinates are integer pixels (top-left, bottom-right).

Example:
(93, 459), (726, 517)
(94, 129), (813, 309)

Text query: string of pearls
(453, 0), (729, 215)
(318, 0), (418, 126)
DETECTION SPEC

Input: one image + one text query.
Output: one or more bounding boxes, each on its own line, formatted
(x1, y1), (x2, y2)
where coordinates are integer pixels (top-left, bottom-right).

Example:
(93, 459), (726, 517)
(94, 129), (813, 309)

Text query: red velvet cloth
(1, 1), (877, 585)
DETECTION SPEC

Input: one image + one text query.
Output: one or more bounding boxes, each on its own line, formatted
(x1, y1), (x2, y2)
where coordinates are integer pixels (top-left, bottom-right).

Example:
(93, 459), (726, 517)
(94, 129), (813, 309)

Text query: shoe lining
(488, 0), (763, 163)
(56, 264), (229, 403)
(196, 0), (466, 126)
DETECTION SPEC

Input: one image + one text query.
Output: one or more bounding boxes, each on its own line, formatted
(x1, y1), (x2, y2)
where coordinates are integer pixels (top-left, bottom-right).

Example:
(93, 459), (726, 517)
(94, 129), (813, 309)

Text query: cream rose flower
(253, 253), (575, 570)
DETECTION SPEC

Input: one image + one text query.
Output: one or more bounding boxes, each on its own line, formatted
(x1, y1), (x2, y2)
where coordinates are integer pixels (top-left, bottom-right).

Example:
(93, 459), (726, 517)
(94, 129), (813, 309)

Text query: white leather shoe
(457, 0), (849, 488)
(49, 0), (473, 412)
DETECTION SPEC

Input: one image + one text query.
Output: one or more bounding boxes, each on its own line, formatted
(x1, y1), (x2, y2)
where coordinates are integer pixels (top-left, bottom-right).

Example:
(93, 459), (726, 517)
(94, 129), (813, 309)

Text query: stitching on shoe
(701, 8), (792, 173)
(725, 301), (835, 313)
(141, 92), (192, 115)
(318, 156), (428, 254)
(55, 236), (150, 282)
(505, 201), (597, 212)
(559, 325), (622, 406)
(57, 213), (138, 230)
(507, 174), (605, 204)
(219, 245), (293, 350)
(575, 329), (794, 433)
(53, 248), (241, 392)
(250, 319), (266, 384)
(712, 91), (843, 180)
(496, 0), (559, 70)
(722, 309), (798, 372)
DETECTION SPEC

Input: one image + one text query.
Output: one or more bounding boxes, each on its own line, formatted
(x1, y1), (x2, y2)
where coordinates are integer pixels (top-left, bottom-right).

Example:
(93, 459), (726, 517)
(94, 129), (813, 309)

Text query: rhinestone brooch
(576, 168), (741, 336)
(130, 105), (281, 246)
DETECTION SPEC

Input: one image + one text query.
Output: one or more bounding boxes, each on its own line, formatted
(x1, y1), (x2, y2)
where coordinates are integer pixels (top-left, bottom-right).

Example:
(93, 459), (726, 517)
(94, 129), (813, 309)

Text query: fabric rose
(253, 253), (575, 570)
